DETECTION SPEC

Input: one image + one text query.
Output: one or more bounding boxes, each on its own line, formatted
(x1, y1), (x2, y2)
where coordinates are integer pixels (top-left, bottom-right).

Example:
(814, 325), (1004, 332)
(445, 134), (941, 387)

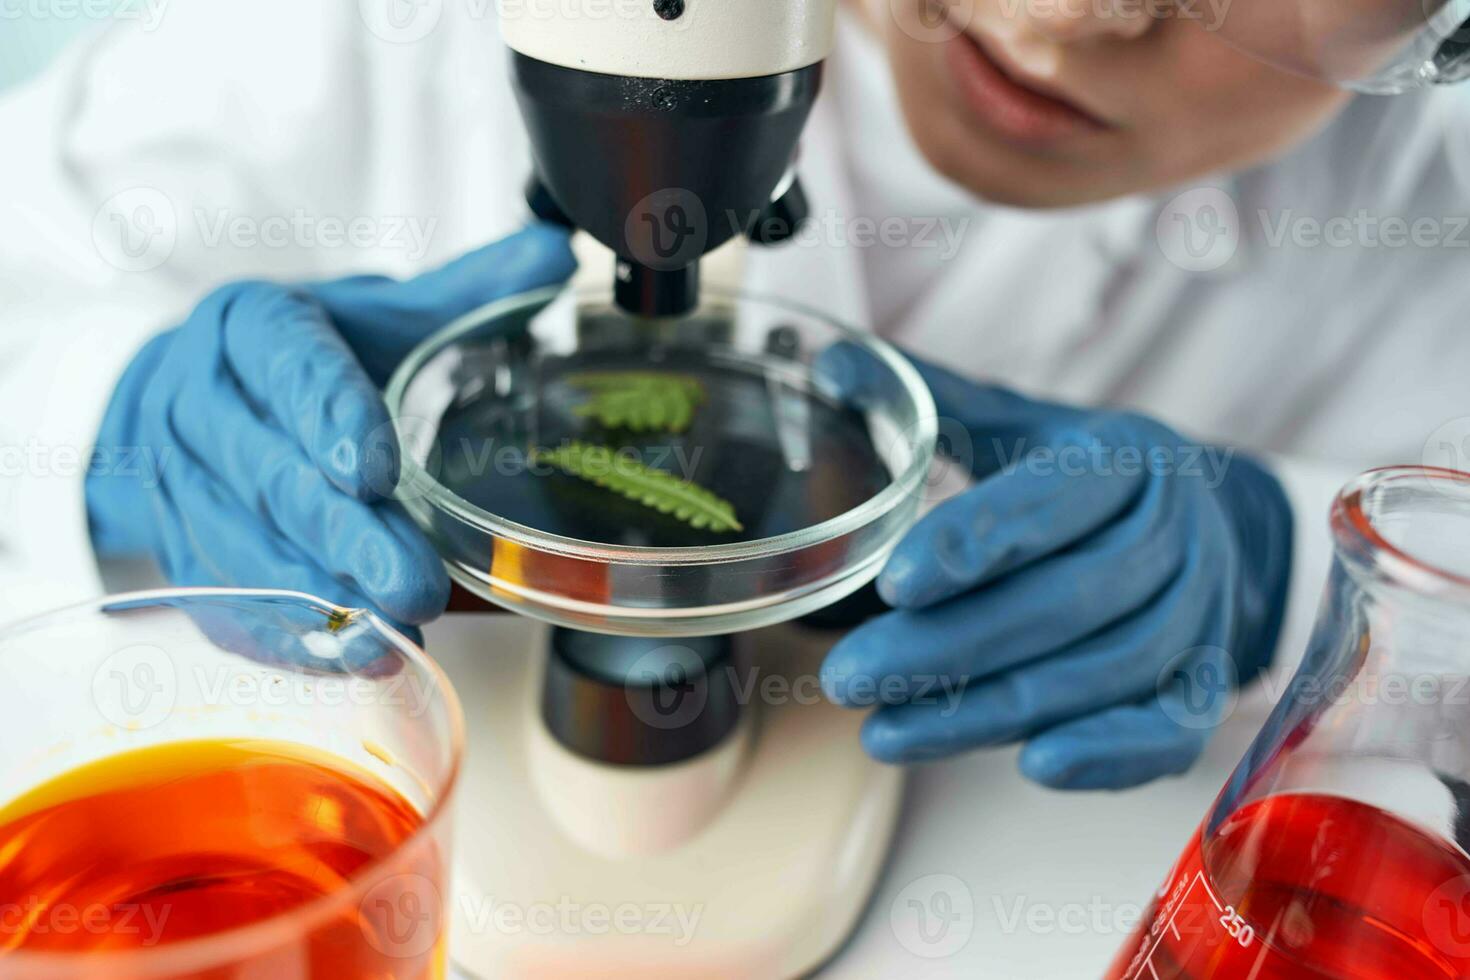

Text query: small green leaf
(567, 372), (705, 433)
(533, 441), (744, 534)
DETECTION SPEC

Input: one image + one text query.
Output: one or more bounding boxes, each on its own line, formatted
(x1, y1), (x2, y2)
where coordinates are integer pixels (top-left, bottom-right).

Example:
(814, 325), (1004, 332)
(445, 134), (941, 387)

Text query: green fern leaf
(567, 372), (705, 433)
(534, 441), (744, 533)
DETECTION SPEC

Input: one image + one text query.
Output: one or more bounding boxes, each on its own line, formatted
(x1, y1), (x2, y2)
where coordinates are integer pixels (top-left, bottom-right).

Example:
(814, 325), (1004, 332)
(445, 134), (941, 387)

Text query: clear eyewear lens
(1349, 0), (1470, 91)
(1208, 0), (1470, 92)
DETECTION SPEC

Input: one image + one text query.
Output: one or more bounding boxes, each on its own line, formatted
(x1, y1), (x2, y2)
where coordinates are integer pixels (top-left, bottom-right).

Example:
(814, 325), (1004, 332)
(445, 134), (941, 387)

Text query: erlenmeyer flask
(1109, 466), (1470, 979)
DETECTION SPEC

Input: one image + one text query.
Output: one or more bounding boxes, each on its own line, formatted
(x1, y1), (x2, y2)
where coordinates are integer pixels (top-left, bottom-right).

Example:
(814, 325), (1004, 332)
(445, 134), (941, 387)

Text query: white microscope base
(426, 614), (904, 979)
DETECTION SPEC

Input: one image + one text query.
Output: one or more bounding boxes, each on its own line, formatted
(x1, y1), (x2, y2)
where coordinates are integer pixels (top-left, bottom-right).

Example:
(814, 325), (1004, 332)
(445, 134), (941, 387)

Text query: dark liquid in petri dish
(429, 350), (893, 548)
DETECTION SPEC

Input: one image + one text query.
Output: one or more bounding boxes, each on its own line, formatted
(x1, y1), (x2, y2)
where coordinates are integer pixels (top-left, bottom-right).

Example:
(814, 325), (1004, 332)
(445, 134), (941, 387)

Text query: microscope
(420, 2), (915, 975)
(504, 0), (834, 316)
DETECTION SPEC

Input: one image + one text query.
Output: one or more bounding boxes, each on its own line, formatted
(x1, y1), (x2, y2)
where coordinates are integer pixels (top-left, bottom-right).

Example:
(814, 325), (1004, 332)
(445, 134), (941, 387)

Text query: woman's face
(865, 0), (1353, 206)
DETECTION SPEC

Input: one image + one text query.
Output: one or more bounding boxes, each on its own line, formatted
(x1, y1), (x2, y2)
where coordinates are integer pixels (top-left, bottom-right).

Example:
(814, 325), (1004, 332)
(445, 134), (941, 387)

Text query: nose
(1009, 0), (1156, 44)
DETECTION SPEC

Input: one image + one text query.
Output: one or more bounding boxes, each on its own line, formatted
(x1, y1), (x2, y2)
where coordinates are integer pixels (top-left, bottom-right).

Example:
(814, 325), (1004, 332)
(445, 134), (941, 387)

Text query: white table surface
(429, 614), (1273, 980)
(819, 699), (1267, 978)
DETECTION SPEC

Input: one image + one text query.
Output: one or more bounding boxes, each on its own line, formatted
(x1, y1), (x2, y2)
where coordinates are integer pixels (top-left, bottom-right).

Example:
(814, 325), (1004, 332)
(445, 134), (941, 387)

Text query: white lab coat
(2, 0), (1468, 674)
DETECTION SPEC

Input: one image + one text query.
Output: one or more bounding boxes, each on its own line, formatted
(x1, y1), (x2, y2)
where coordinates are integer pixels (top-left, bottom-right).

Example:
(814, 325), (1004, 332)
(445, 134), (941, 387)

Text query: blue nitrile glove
(819, 353), (1293, 790)
(86, 225), (577, 636)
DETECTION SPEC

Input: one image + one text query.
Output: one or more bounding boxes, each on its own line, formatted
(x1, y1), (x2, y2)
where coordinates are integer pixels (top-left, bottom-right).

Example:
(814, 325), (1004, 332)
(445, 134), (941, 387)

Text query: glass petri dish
(385, 286), (937, 637)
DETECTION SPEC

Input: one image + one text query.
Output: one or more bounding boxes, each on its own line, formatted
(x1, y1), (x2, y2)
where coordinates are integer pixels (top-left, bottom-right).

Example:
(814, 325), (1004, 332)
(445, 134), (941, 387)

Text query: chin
(936, 157), (1135, 209)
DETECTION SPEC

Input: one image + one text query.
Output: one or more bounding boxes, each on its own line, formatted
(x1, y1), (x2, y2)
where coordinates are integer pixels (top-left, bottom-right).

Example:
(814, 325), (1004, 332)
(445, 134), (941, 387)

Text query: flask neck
(1212, 467), (1470, 834)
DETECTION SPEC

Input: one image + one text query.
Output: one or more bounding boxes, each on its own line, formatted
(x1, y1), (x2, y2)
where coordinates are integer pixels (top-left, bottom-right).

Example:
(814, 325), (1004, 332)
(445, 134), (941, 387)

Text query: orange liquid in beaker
(1109, 793), (1470, 979)
(0, 739), (443, 978)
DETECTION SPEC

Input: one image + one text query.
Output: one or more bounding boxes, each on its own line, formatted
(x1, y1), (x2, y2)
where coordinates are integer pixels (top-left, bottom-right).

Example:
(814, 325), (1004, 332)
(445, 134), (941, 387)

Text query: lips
(944, 29), (1110, 145)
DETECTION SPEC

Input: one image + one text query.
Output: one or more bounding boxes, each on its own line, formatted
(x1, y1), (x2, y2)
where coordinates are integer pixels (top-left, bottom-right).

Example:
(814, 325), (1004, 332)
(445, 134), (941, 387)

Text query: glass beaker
(1109, 466), (1470, 980)
(0, 589), (463, 979)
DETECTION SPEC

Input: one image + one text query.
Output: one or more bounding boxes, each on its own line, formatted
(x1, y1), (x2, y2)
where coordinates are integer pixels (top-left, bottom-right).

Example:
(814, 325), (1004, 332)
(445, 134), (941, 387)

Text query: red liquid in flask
(1107, 793), (1470, 979)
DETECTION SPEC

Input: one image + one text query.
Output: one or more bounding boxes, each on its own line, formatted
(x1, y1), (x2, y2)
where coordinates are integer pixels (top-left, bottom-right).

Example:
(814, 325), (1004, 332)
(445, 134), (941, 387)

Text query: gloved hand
(820, 355), (1294, 790)
(87, 225), (576, 634)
